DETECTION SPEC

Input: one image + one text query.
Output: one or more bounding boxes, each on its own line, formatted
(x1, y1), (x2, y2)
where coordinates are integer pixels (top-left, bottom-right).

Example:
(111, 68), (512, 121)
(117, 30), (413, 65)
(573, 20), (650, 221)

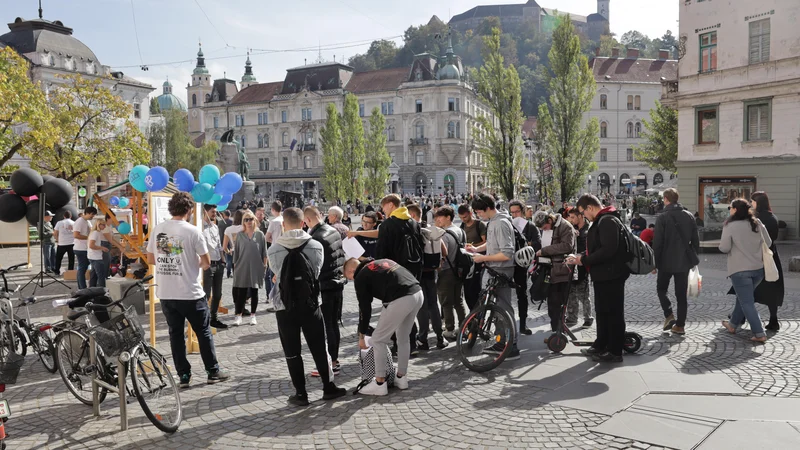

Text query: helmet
(515, 246), (536, 267)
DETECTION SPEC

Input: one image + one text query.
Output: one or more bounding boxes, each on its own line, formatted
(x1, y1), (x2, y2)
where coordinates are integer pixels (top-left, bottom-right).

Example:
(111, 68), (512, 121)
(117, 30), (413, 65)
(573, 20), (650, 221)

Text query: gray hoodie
(486, 211), (515, 268)
(266, 228), (324, 311)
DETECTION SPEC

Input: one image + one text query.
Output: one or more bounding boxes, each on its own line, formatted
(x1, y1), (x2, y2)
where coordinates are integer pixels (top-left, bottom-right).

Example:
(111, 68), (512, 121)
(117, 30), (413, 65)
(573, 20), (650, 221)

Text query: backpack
(504, 218), (528, 266)
(279, 241), (320, 311)
(422, 227), (443, 270)
(399, 221), (423, 270)
(599, 215), (656, 275)
(444, 229), (475, 280)
(529, 263), (551, 304)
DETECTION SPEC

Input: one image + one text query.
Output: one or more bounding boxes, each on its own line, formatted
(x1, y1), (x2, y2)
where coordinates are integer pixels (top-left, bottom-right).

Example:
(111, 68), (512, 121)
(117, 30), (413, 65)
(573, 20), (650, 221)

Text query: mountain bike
(457, 266), (517, 373)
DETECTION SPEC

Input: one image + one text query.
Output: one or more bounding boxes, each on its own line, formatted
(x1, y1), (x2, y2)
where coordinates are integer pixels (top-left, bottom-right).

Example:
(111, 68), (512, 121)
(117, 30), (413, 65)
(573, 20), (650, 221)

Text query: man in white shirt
(73, 207), (97, 289)
(147, 192), (229, 387)
(265, 200), (284, 294)
(54, 210), (76, 276)
(202, 204), (228, 329)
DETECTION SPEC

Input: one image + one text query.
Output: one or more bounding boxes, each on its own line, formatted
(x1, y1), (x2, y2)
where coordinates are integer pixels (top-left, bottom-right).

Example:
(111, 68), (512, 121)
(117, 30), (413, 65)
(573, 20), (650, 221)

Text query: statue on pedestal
(218, 129), (249, 180)
(237, 145), (250, 181)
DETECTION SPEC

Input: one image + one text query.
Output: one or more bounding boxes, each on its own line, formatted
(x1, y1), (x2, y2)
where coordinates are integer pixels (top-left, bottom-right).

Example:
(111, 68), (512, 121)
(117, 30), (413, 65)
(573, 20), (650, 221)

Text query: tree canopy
(634, 101), (678, 173)
(363, 107), (391, 198)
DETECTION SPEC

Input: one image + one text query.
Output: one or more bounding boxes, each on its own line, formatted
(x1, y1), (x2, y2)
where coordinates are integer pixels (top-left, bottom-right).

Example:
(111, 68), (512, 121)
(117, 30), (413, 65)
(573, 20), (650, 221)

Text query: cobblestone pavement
(1, 244), (799, 449)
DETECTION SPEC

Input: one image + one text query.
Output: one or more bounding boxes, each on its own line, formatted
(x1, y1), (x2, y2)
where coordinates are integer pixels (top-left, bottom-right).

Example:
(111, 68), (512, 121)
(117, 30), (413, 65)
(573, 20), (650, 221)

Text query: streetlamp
(587, 175), (592, 194)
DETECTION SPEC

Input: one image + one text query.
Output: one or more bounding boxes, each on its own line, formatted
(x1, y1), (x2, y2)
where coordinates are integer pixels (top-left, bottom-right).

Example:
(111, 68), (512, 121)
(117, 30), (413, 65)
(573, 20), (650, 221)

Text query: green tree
(146, 119), (166, 166)
(634, 101), (678, 173)
(363, 107), (391, 198)
(320, 103), (344, 202)
(149, 97), (161, 115)
(33, 74), (149, 181)
(0, 47), (59, 170)
(157, 108), (216, 175)
(537, 15), (599, 202)
(620, 30), (650, 51)
(340, 93), (366, 202)
(472, 28), (526, 201)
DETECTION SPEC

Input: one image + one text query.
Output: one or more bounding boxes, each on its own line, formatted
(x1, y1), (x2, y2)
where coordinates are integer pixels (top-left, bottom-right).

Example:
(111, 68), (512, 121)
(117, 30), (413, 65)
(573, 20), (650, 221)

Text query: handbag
(354, 336), (395, 394)
(687, 266), (702, 297)
(760, 221), (779, 282)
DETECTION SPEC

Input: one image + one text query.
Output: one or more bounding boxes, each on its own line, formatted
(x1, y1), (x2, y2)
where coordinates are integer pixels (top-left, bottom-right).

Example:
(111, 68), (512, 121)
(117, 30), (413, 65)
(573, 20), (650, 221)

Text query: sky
(4, 0), (678, 103)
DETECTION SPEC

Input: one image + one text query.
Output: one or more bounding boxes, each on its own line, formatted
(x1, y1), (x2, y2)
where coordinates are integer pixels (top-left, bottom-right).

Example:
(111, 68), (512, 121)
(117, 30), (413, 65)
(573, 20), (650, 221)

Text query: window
(456, 121), (461, 138)
(304, 131), (314, 145)
(627, 148), (634, 161)
(600, 94), (607, 109)
(258, 134), (264, 148)
(206, 93), (211, 103)
(235, 115), (241, 127)
(627, 95), (633, 110)
(415, 68), (423, 81)
(415, 122), (425, 139)
(133, 103), (140, 119)
(192, 94), (197, 106)
(634, 95), (641, 110)
(359, 102), (365, 117)
(600, 121), (607, 138)
(304, 155), (312, 169)
(265, 158), (270, 171)
(281, 110), (287, 123)
(634, 122), (642, 138)
(381, 102), (387, 115)
(447, 121), (456, 138)
(240, 114), (245, 126)
(388, 101), (394, 115)
(387, 126), (395, 141)
(301, 108), (312, 121)
(282, 157), (289, 170)
(700, 31), (717, 72)
(448, 97), (459, 112)
(264, 133), (270, 147)
(258, 112), (269, 125)
(49, 54), (55, 66)
(626, 122), (634, 138)
(259, 158), (265, 171)
(745, 99), (771, 142)
(415, 151), (424, 165)
(282, 131), (289, 147)
(600, 148), (607, 162)
(382, 101), (394, 115)
(696, 106), (718, 144)
(415, 99), (422, 113)
(240, 135), (246, 148)
(213, 117), (219, 129)
(749, 19), (770, 64)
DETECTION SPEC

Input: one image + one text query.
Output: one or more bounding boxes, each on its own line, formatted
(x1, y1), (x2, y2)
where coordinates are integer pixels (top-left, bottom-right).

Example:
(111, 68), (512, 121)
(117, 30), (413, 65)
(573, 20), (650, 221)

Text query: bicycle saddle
(67, 308), (90, 321)
(71, 287), (108, 298)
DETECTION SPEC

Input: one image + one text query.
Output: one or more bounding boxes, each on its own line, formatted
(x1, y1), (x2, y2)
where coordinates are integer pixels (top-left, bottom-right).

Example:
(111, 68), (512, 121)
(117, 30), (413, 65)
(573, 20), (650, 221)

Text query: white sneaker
(358, 379), (388, 396)
(395, 375), (409, 390)
(250, 315), (257, 326)
(233, 315), (242, 326)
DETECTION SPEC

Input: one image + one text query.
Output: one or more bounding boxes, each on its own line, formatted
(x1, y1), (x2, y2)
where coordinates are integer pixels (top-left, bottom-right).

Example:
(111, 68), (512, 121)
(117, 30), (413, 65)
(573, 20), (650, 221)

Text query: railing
(410, 137), (428, 145)
(299, 143), (316, 151)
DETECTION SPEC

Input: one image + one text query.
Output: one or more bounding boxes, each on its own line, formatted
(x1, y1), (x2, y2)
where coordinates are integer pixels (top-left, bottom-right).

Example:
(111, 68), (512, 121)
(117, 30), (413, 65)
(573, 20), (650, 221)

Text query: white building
(665, 0), (800, 235)
(587, 48), (677, 195)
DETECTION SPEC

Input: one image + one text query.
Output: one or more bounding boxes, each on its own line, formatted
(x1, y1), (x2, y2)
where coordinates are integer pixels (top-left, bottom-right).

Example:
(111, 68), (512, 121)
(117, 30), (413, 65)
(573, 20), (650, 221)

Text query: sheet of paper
(342, 236), (366, 259)
(541, 229), (553, 248)
(512, 217), (528, 234)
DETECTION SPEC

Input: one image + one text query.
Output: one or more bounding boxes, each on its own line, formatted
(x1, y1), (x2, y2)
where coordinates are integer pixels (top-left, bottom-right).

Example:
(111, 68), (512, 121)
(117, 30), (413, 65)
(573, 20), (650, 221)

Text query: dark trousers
(276, 307), (331, 394)
(225, 253), (234, 277)
(416, 273), (442, 341)
(437, 269), (466, 332)
(657, 270), (689, 327)
(75, 250), (97, 289)
(55, 244), (74, 273)
(592, 278), (626, 356)
(514, 265), (529, 326)
(233, 287), (258, 315)
(547, 282), (570, 331)
(203, 261), (225, 320)
(43, 243), (56, 272)
(320, 288), (343, 362)
(160, 298), (220, 377)
(464, 264), (484, 311)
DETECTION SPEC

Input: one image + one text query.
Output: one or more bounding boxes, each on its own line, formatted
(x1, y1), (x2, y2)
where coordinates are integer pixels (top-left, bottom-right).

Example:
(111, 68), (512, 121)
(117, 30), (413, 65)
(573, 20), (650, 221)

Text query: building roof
(590, 57), (678, 84)
(230, 81), (284, 105)
(157, 93), (187, 112)
(522, 117), (538, 139)
(347, 67), (409, 94)
(450, 3), (526, 23)
(211, 79), (238, 102)
(282, 62), (352, 94)
(1, 17), (99, 63)
(542, 8), (586, 22)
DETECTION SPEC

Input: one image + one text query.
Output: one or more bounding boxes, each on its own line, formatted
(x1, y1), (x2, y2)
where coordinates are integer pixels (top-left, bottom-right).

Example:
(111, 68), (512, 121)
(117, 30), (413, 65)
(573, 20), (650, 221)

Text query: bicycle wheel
(457, 302), (515, 373)
(32, 330), (57, 373)
(130, 345), (182, 433)
(55, 330), (107, 405)
(1, 323), (24, 357)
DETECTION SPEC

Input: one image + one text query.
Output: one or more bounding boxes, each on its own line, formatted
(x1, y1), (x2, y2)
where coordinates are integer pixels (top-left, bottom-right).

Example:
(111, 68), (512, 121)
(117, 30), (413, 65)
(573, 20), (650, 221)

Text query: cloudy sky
(4, 0), (677, 102)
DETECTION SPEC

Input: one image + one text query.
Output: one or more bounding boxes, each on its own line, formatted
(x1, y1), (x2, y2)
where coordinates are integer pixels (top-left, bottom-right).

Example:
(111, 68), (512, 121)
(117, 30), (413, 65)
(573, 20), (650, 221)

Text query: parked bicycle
(0, 287), (25, 450)
(54, 276), (182, 433)
(456, 266), (517, 373)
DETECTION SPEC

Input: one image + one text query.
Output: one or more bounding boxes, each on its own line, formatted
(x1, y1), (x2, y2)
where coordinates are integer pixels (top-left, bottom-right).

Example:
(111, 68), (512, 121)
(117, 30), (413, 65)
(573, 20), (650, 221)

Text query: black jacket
(354, 259), (422, 334)
(653, 203), (700, 273)
(573, 221), (589, 282)
(583, 207), (629, 283)
(309, 223), (346, 291)
(522, 222), (542, 252)
(375, 213), (424, 280)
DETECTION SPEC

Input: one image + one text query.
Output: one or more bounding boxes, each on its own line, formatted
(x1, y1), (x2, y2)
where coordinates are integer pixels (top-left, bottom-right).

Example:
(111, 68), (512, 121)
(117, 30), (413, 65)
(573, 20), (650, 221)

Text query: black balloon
(0, 194), (27, 223)
(53, 205), (79, 225)
(42, 178), (73, 209)
(25, 200), (41, 226)
(10, 168), (44, 197)
(42, 175), (55, 184)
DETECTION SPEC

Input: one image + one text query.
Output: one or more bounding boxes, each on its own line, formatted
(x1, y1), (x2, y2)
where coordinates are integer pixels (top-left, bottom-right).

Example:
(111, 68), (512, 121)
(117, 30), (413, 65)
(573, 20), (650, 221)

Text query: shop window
(700, 177), (756, 228)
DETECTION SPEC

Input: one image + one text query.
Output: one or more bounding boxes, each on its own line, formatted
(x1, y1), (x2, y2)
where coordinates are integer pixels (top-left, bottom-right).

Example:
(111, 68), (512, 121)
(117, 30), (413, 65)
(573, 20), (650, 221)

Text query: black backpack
(599, 215), (656, 275)
(399, 221), (423, 270)
(279, 241), (320, 311)
(444, 229), (475, 280)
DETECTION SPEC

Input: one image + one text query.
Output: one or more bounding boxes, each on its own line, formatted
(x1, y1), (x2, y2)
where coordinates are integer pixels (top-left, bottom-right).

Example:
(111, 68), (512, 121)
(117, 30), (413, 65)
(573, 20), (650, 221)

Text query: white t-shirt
(54, 219), (75, 246)
(72, 217), (92, 251)
(146, 219), (208, 300)
(87, 231), (105, 260)
(266, 215), (283, 243)
(224, 224), (243, 240)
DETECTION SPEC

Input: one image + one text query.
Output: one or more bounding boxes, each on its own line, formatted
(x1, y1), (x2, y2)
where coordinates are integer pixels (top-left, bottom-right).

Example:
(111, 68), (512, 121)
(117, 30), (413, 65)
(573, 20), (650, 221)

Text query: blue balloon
(129, 165), (150, 192)
(207, 193), (223, 205)
(173, 168), (195, 192)
(145, 166), (169, 192)
(217, 203), (228, 212)
(109, 196), (120, 206)
(118, 221), (131, 235)
(214, 172), (243, 196)
(118, 197), (129, 208)
(199, 164), (221, 185)
(219, 194), (233, 205)
(191, 182), (214, 203)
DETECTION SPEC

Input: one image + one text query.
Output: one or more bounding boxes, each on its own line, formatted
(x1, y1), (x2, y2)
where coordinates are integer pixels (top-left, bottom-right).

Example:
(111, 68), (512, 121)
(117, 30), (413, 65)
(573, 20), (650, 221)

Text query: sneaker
(250, 315), (257, 326)
(663, 314), (676, 331)
(765, 320), (780, 332)
(436, 336), (449, 349)
(242, 308), (251, 317)
(210, 319), (229, 329)
(410, 347), (419, 358)
(580, 347), (602, 356)
(179, 374), (191, 388)
(416, 339), (430, 351)
(207, 369), (230, 384)
(395, 375), (409, 390)
(233, 315), (242, 326)
(311, 365), (341, 378)
(288, 393), (310, 406)
(592, 352), (623, 363)
(582, 318), (594, 327)
(358, 379), (388, 396)
(482, 342), (505, 355)
(442, 330), (457, 340)
(266, 304), (276, 313)
(506, 346), (520, 361)
(671, 325), (685, 335)
(322, 385), (347, 400)
(565, 321), (578, 328)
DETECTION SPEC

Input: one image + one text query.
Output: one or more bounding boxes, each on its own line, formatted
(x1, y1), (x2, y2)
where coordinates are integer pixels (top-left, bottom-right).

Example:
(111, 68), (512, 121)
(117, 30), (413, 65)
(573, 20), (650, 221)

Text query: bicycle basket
(0, 352), (25, 384)
(88, 306), (144, 357)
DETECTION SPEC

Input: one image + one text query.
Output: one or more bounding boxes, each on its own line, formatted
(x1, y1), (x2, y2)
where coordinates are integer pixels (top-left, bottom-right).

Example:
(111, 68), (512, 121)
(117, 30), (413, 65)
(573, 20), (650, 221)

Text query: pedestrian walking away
(232, 211), (267, 326)
(566, 208), (593, 327)
(509, 199), (542, 334)
(202, 204), (228, 329)
(533, 210), (576, 337)
(146, 192), (229, 388)
(750, 192), (785, 331)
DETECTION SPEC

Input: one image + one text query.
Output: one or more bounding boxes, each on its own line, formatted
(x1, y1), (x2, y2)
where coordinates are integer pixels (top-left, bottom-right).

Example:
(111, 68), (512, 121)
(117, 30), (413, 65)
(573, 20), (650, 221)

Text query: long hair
(233, 209), (245, 226)
(750, 191), (771, 216)
(725, 198), (757, 232)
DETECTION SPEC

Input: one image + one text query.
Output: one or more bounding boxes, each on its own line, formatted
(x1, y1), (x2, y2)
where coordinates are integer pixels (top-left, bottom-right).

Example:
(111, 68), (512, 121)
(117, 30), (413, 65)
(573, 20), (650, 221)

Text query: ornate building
(189, 41), (494, 199)
(156, 79), (186, 112)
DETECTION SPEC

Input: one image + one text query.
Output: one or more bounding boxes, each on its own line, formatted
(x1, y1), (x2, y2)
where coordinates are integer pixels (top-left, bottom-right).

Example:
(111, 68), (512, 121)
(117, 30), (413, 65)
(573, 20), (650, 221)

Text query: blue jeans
(729, 268), (765, 337)
(160, 298), (220, 377)
(75, 250), (97, 290)
(265, 267), (274, 295)
(42, 243), (56, 272)
(90, 259), (107, 287)
(225, 253), (234, 277)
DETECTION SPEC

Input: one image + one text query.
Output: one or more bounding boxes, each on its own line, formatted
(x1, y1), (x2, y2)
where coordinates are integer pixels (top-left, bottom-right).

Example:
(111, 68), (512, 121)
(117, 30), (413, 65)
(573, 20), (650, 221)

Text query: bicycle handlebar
(0, 263), (28, 275)
(484, 266), (518, 289)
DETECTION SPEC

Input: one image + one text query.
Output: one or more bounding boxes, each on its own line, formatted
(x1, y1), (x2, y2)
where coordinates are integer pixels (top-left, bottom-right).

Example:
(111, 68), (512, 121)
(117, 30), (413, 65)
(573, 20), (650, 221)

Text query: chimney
(658, 49), (670, 60)
(611, 47), (619, 57)
(594, 47), (600, 57)
(626, 48), (639, 59)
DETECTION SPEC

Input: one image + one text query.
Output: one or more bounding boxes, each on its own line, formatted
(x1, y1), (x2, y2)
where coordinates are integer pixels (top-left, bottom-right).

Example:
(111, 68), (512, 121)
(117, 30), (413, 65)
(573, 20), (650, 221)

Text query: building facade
(588, 48), (678, 195)
(189, 44), (493, 200)
(665, 0), (800, 236)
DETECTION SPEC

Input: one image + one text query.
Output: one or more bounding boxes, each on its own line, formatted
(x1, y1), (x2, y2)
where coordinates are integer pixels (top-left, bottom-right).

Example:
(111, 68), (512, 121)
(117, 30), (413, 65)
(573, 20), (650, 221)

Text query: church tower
(597, 0), (610, 20)
(240, 52), (257, 89)
(188, 42), (213, 137)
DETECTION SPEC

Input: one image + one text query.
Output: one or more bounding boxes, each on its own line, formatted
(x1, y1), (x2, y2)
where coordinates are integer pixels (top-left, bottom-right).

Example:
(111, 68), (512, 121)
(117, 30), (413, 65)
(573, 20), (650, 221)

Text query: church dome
(438, 63), (461, 80)
(0, 17), (100, 65)
(157, 78), (186, 112)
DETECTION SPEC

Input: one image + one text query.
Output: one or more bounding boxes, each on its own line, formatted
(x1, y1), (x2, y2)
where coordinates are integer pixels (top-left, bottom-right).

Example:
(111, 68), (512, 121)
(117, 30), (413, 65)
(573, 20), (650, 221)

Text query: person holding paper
(532, 210), (576, 338)
(509, 200), (541, 335)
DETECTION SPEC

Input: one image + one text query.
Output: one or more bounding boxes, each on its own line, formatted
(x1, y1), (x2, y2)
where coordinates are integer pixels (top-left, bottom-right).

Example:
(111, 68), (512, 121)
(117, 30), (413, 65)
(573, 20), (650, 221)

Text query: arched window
(619, 173), (630, 186)
(626, 122), (634, 138)
(653, 173), (664, 185)
(600, 121), (607, 138)
(598, 173), (610, 190)
(282, 131), (289, 147)
(415, 122), (425, 139)
(257, 134), (263, 148)
(444, 174), (455, 193)
(600, 94), (608, 109)
(447, 121), (456, 138)
(304, 155), (312, 169)
(264, 133), (270, 148)
(192, 94), (197, 106)
(415, 151), (424, 165)
(635, 122), (642, 138)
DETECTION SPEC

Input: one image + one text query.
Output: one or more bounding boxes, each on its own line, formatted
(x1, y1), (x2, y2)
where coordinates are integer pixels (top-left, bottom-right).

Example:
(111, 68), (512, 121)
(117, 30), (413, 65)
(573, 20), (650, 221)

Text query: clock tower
(188, 42), (212, 138)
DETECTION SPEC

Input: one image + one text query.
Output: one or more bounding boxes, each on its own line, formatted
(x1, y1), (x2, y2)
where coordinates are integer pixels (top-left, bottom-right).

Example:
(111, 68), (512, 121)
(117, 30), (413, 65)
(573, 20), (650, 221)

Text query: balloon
(118, 197), (129, 208)
(41, 175), (55, 184)
(173, 168), (195, 192)
(217, 203), (228, 212)
(109, 196), (120, 206)
(207, 193), (223, 205)
(25, 200), (41, 225)
(42, 178), (72, 209)
(129, 165), (150, 192)
(191, 182), (214, 203)
(214, 173), (243, 196)
(117, 221), (132, 235)
(219, 194), (233, 206)
(10, 168), (44, 197)
(0, 194), (27, 223)
(145, 166), (169, 192)
(199, 164), (221, 185)
(53, 205), (79, 225)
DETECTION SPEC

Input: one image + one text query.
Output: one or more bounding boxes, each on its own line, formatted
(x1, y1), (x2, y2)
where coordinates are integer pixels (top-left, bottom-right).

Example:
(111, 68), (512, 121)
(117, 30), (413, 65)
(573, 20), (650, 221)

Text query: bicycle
(54, 276), (182, 433)
(456, 266), (517, 373)
(0, 264), (29, 358)
(0, 293), (25, 450)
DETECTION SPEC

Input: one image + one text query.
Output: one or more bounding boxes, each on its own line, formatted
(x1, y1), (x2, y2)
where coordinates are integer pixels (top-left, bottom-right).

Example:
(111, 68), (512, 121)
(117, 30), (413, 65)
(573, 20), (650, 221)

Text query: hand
(465, 244), (476, 253)
(566, 255), (582, 266)
(358, 334), (368, 350)
(473, 254), (485, 263)
(347, 230), (358, 238)
(536, 250), (542, 257)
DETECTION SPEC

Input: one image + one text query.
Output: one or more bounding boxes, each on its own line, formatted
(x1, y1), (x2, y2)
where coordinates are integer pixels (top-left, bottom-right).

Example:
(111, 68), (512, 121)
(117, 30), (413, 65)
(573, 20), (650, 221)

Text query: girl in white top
(222, 210), (245, 262)
(88, 218), (110, 287)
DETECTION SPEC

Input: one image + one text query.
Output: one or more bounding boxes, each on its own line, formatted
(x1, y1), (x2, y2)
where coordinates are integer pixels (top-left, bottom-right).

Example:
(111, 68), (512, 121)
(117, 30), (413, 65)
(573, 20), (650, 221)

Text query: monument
(218, 130), (255, 205)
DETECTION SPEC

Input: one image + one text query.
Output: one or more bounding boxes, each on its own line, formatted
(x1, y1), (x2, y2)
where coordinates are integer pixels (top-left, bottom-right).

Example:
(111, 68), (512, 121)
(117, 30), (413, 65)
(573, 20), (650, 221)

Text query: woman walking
(720, 199), (772, 342)
(232, 211), (267, 326)
(88, 218), (110, 287)
(751, 192), (785, 331)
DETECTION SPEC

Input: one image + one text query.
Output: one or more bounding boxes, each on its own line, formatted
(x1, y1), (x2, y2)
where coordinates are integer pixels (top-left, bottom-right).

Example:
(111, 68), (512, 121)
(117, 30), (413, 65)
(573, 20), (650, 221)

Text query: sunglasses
(244, 218), (255, 222)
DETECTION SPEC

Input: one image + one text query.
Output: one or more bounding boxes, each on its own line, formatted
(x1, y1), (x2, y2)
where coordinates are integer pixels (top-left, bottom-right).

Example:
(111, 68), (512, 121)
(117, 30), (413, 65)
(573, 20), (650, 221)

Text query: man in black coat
(509, 200), (541, 335)
(653, 188), (700, 335)
(304, 206), (346, 375)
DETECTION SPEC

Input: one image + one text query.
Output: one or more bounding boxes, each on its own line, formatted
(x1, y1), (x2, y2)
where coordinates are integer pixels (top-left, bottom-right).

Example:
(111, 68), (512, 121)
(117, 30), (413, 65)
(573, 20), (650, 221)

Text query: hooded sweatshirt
(486, 211), (515, 269)
(266, 228), (324, 311)
(375, 206), (424, 279)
